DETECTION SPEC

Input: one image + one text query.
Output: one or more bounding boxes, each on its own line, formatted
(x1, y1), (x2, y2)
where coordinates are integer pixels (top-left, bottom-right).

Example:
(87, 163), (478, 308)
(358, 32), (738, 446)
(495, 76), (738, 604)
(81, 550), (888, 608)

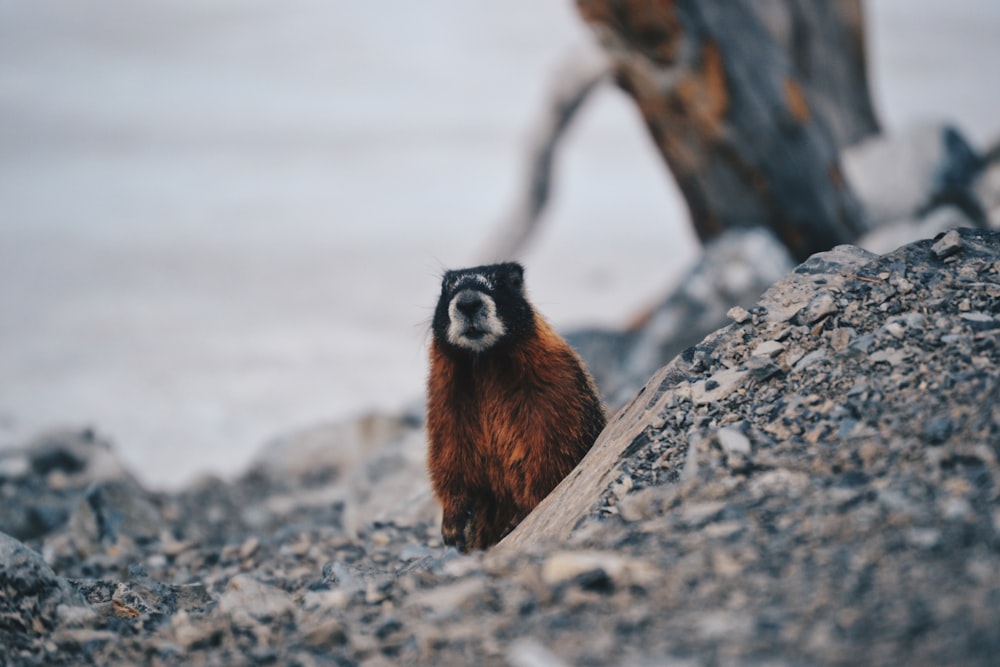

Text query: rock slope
(1, 228), (999, 666)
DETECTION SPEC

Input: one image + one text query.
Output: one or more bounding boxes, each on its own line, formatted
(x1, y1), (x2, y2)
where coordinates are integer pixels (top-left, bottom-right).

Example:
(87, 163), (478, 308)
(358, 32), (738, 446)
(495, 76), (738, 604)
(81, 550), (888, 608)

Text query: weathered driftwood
(748, 0), (880, 149)
(483, 46), (611, 262)
(576, 0), (874, 260)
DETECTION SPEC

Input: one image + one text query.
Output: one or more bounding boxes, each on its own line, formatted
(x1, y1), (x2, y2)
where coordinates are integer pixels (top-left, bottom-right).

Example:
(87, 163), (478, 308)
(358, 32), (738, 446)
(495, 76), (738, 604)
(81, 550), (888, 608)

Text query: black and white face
(433, 262), (531, 354)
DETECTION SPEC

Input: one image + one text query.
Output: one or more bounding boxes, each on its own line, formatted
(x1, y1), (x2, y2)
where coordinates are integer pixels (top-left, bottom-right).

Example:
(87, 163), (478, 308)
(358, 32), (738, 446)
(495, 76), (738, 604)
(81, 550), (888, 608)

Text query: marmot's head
(432, 262), (535, 354)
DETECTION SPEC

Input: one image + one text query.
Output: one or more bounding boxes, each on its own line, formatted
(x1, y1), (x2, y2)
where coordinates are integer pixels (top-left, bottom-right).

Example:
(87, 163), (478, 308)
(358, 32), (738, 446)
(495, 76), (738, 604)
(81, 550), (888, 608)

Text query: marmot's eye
(507, 272), (523, 290)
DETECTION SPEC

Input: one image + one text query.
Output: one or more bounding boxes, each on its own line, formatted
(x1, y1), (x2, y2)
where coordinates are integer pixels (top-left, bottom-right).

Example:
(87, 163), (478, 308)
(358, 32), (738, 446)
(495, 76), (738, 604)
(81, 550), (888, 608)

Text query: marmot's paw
(441, 505), (475, 553)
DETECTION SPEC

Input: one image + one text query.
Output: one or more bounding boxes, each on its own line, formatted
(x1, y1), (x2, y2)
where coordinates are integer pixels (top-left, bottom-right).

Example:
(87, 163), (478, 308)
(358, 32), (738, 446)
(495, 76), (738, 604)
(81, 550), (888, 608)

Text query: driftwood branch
(575, 0), (872, 261)
(482, 45), (612, 262)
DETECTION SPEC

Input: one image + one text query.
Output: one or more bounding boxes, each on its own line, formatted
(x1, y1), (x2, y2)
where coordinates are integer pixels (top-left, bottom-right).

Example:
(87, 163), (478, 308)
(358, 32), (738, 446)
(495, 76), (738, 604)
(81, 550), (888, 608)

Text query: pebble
(716, 426), (751, 456)
(884, 321), (907, 339)
(869, 348), (909, 366)
(747, 357), (782, 382)
(829, 327), (854, 352)
(507, 638), (572, 667)
(727, 306), (752, 324)
(796, 291), (838, 325)
(751, 341), (785, 358)
(301, 617), (348, 649)
(922, 417), (954, 445)
(238, 536), (260, 560)
(0, 454), (31, 480)
(218, 575), (296, 625)
(690, 368), (749, 405)
(540, 551), (655, 588)
(931, 230), (962, 259)
(793, 349), (827, 372)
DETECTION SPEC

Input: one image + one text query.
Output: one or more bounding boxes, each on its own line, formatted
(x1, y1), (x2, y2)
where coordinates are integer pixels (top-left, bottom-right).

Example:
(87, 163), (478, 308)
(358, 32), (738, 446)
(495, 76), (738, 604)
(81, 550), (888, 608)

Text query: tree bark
(749, 0), (880, 149)
(576, 0), (875, 261)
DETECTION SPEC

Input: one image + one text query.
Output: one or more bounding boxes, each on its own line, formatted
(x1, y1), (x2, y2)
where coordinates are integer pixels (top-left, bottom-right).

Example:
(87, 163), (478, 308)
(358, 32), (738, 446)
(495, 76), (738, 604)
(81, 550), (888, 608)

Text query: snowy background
(1, 0), (998, 488)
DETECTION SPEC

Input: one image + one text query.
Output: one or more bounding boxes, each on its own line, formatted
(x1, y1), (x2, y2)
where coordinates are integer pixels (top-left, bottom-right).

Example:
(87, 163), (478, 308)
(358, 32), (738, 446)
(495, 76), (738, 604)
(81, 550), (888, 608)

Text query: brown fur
(427, 314), (606, 552)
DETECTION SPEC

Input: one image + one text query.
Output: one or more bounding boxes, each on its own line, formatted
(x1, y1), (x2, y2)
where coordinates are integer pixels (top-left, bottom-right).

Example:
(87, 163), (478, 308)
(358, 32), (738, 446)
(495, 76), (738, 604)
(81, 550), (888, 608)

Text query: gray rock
(932, 229), (963, 258)
(861, 205), (979, 255)
(66, 479), (162, 556)
(975, 158), (1000, 228)
(575, 228), (794, 408)
(795, 291), (838, 325)
(0, 428), (131, 542)
(689, 368), (749, 406)
(726, 306), (752, 324)
(716, 426), (751, 456)
(759, 244), (876, 323)
(217, 574), (296, 626)
(507, 638), (572, 667)
(842, 122), (985, 226)
(0, 531), (91, 648)
(751, 341), (785, 358)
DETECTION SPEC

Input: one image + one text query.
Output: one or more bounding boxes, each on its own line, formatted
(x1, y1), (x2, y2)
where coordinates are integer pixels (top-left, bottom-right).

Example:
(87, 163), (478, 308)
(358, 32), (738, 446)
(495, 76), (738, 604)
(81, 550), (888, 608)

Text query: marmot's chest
(461, 371), (553, 458)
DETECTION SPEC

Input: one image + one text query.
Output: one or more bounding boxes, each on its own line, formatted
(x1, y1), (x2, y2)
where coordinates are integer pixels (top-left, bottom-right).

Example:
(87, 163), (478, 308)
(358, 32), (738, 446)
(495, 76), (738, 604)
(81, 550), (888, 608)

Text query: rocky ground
(2, 226), (998, 666)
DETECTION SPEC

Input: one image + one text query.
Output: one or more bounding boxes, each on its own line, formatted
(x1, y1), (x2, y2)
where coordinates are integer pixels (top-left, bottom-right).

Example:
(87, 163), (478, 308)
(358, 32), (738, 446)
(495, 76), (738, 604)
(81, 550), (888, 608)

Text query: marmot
(426, 262), (606, 552)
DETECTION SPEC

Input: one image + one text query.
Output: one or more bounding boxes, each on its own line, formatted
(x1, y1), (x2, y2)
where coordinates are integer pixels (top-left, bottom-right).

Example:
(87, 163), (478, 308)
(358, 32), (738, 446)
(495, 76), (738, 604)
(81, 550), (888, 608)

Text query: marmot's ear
(506, 264), (524, 291)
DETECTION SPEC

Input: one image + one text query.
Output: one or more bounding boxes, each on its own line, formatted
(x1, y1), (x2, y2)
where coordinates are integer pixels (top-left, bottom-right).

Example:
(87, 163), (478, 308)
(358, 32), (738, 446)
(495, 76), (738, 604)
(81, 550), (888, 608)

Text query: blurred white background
(1, 0), (998, 487)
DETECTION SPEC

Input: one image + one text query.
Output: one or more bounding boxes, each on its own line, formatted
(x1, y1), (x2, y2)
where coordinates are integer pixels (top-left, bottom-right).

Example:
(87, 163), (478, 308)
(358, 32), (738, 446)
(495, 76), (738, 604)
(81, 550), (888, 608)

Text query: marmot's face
(433, 262), (533, 354)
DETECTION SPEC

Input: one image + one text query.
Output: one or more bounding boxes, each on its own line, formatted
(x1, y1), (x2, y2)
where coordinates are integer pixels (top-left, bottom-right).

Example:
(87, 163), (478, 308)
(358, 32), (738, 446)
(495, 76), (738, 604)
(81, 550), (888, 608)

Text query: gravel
(1, 228), (998, 666)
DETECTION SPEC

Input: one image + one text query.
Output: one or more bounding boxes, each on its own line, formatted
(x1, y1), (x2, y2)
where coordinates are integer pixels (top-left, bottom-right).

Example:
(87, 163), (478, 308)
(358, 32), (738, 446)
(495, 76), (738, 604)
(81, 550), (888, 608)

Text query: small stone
(617, 486), (667, 522)
(690, 368), (749, 405)
(716, 426), (751, 456)
(507, 638), (572, 667)
(796, 291), (838, 325)
(931, 229), (962, 259)
(369, 531), (392, 548)
(68, 479), (161, 554)
(161, 536), (194, 557)
(727, 306), (752, 324)
(679, 501), (727, 527)
(749, 469), (811, 497)
(884, 321), (906, 339)
(173, 582), (213, 612)
(540, 551), (655, 588)
(218, 574), (296, 626)
(829, 327), (854, 352)
(959, 312), (995, 331)
(146, 553), (167, 569)
(301, 618), (348, 649)
(922, 417), (954, 445)
(793, 350), (827, 372)
(171, 609), (217, 650)
(239, 536), (260, 560)
(0, 532), (89, 633)
(0, 454), (31, 480)
(893, 277), (915, 293)
(609, 476), (633, 502)
(411, 579), (485, 616)
(939, 496), (972, 521)
(747, 357), (781, 382)
(751, 341), (785, 358)
(869, 348), (908, 366)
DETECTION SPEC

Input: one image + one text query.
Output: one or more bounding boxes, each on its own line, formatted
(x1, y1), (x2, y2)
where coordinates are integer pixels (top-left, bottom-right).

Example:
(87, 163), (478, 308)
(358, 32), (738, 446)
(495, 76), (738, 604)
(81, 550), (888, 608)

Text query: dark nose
(456, 293), (483, 318)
